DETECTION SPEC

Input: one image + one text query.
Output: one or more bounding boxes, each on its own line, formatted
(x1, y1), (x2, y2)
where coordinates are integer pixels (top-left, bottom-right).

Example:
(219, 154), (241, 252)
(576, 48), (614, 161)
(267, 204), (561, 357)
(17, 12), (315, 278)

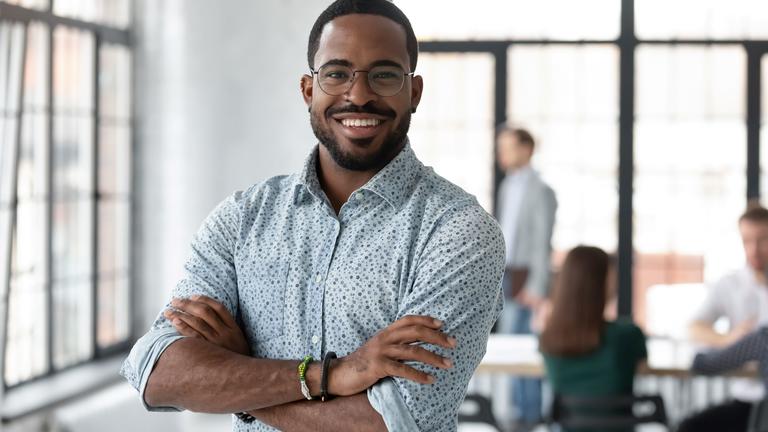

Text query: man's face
(739, 219), (768, 272)
(301, 14), (422, 172)
(496, 132), (532, 172)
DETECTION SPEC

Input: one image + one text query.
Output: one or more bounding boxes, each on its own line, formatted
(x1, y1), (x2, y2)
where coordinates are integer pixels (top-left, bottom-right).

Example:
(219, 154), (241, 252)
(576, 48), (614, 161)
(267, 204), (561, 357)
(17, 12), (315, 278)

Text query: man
(494, 126), (556, 427)
(683, 205), (768, 431)
(120, 1), (505, 431)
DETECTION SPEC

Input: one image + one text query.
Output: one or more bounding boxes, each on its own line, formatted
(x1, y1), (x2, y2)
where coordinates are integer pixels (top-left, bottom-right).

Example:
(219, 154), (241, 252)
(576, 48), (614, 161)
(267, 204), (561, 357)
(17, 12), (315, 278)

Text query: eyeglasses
(310, 63), (414, 97)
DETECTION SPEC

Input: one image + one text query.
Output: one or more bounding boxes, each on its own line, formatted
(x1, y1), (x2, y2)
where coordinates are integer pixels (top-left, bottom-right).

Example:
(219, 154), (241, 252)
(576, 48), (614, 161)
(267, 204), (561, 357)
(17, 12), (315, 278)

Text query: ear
(410, 74), (423, 114)
(301, 74), (314, 109)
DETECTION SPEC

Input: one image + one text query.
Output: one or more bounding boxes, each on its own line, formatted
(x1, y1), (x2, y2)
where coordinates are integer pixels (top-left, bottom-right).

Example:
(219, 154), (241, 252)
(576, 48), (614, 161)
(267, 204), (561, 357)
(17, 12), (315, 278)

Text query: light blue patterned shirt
(121, 142), (505, 431)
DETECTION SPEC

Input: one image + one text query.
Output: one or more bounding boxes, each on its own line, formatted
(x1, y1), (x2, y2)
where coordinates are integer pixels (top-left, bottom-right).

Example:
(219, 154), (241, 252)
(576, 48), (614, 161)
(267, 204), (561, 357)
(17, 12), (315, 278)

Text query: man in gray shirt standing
(495, 126), (557, 428)
(121, 1), (505, 431)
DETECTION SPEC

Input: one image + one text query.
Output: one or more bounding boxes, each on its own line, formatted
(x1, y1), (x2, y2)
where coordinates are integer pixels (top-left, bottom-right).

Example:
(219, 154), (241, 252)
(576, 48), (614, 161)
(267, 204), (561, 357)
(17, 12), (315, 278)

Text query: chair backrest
(458, 393), (501, 431)
(549, 393), (668, 430)
(748, 399), (768, 432)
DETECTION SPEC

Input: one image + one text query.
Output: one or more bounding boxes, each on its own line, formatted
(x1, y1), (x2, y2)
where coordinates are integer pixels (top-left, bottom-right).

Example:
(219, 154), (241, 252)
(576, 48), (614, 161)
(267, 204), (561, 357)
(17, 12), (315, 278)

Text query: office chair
(548, 393), (668, 430)
(748, 399), (768, 432)
(458, 393), (502, 431)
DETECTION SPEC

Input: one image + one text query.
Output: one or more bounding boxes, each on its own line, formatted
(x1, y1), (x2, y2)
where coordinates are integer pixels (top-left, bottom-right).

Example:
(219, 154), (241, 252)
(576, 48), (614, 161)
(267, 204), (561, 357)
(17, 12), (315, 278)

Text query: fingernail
(443, 358), (453, 368)
(427, 375), (435, 384)
(173, 319), (182, 326)
(170, 299), (179, 306)
(433, 319), (443, 326)
(191, 295), (200, 300)
(448, 337), (457, 347)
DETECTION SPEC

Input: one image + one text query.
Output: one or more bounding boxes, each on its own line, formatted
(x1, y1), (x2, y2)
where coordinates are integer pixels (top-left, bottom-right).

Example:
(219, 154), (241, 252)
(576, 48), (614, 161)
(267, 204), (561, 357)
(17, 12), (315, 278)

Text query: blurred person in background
(678, 326), (768, 432)
(684, 204), (768, 431)
(539, 246), (647, 432)
(495, 125), (557, 428)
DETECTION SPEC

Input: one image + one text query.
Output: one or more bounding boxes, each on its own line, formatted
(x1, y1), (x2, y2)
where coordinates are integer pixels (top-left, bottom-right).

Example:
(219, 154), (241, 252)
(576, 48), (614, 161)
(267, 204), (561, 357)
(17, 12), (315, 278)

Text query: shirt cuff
(120, 327), (185, 412)
(367, 378), (419, 431)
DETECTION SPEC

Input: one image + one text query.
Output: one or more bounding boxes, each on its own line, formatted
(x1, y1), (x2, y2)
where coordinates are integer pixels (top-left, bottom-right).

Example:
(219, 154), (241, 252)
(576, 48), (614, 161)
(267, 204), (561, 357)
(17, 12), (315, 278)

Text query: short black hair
(307, 0), (418, 71)
(496, 125), (536, 151)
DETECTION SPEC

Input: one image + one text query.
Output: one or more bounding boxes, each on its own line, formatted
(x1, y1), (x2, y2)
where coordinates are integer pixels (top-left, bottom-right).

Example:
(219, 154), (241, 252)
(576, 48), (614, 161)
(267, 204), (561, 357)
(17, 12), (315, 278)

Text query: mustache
(325, 103), (396, 119)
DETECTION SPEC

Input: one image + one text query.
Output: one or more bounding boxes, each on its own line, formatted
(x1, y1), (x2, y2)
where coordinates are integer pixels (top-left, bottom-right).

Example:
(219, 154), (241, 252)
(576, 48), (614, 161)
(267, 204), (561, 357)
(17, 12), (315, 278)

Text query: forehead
(315, 14), (410, 69)
(740, 219), (768, 234)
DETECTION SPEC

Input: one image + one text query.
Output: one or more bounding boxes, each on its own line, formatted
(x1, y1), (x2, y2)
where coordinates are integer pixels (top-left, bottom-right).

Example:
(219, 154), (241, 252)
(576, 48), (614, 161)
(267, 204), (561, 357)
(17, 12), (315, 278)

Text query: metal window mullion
(46, 21), (54, 376)
(92, 34), (100, 358)
(492, 46), (508, 217)
(746, 44), (762, 201)
(617, 0), (636, 318)
(1, 22), (29, 390)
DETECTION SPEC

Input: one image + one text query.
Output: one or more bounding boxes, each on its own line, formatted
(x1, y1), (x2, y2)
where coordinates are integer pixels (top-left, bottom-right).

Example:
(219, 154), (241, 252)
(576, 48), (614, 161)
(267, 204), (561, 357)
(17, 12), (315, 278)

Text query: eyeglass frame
(309, 62), (415, 97)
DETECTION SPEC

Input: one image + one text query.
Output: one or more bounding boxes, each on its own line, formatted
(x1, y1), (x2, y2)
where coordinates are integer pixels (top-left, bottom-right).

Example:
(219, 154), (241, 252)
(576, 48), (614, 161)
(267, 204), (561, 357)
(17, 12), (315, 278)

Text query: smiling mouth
(339, 118), (383, 128)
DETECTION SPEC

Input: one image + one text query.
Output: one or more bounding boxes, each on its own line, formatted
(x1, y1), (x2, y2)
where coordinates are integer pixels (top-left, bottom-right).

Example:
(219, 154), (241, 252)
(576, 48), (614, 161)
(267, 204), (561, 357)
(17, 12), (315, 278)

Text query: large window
(0, 0), (131, 388)
(398, 0), (768, 328)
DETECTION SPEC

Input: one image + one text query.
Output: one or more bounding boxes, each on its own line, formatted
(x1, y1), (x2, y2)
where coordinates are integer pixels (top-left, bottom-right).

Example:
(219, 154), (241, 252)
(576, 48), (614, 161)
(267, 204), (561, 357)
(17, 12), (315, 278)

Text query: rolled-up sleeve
(120, 193), (243, 410)
(368, 203), (505, 431)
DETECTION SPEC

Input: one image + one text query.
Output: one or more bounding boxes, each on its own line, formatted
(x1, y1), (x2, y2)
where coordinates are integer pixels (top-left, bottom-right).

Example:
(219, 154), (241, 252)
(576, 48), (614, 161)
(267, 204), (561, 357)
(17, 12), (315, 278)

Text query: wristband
(320, 351), (337, 402)
(234, 412), (256, 423)
(298, 355), (314, 400)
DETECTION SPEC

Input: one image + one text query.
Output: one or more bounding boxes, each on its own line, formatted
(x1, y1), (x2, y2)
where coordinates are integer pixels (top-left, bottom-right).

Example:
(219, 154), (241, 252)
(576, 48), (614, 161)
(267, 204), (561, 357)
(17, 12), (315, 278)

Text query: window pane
(635, 46), (746, 331)
(398, 0), (619, 41)
(407, 53), (495, 212)
(52, 199), (93, 280)
(97, 274), (129, 349)
(54, 0), (131, 29)
(98, 125), (130, 196)
(636, 0), (768, 40)
(5, 202), (48, 386)
(3, 23), (51, 387)
(0, 23), (26, 208)
(508, 45), (619, 262)
(52, 279), (93, 368)
(100, 44), (131, 120)
(98, 199), (129, 274)
(4, 0), (49, 10)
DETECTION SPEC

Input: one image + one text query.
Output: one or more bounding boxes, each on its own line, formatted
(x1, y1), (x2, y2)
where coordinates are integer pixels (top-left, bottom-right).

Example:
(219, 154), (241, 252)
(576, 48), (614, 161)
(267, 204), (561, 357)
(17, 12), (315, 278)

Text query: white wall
(134, 0), (325, 325)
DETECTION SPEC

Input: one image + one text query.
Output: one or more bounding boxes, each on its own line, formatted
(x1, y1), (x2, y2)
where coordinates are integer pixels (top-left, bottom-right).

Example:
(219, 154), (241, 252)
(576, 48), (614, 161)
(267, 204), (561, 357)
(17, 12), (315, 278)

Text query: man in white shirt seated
(684, 204), (768, 431)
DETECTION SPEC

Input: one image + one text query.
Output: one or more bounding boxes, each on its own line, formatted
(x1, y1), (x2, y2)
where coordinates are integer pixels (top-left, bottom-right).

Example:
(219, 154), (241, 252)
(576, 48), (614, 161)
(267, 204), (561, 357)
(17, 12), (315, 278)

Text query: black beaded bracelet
(321, 351), (337, 402)
(235, 412), (256, 423)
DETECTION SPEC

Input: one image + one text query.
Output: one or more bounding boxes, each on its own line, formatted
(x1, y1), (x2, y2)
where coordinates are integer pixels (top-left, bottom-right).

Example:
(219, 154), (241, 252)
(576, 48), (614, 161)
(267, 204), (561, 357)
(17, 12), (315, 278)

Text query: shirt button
(315, 274), (322, 284)
(355, 193), (363, 201)
(311, 335), (320, 344)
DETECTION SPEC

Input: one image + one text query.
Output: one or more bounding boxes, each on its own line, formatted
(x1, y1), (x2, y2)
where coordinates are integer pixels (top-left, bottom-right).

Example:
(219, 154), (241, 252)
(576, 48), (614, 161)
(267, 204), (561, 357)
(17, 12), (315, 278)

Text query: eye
(321, 68), (350, 81)
(372, 71), (399, 80)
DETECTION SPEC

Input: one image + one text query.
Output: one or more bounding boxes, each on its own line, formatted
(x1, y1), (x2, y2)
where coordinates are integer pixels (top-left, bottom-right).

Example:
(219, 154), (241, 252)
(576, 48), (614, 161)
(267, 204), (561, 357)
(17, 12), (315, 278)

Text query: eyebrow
(318, 59), (406, 70)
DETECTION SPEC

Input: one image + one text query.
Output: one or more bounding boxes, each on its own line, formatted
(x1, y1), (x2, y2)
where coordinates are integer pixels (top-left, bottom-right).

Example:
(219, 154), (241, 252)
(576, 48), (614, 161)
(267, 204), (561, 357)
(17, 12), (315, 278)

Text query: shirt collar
(292, 140), (423, 210)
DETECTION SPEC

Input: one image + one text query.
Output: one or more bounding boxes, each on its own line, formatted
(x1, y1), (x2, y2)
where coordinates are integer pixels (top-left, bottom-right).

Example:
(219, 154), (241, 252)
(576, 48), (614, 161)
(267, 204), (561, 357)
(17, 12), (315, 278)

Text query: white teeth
(340, 118), (381, 127)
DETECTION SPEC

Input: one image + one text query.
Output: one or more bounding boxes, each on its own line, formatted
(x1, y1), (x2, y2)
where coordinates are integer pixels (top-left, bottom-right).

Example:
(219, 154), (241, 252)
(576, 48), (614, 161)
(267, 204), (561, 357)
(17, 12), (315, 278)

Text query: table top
(477, 334), (757, 378)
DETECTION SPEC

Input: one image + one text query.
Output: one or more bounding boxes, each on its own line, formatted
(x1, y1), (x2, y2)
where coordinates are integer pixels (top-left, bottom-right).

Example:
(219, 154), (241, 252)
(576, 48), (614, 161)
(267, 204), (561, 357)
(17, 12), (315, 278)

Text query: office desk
(477, 334), (757, 379)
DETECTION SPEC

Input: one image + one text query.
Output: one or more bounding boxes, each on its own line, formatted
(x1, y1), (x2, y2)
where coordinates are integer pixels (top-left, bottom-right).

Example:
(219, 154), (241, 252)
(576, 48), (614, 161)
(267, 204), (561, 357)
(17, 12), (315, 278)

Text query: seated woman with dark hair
(539, 246), (648, 432)
(677, 327), (768, 432)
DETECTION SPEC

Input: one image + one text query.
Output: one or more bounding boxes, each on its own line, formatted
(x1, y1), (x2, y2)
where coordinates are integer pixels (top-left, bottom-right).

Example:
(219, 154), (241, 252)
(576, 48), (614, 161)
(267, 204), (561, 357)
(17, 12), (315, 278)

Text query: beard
(310, 102), (411, 172)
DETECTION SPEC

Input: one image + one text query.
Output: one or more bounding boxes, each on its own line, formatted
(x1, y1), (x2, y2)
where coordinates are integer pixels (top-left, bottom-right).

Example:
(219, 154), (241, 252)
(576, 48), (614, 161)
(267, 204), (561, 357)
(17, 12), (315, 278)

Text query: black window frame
(418, 0), (768, 318)
(0, 0), (133, 394)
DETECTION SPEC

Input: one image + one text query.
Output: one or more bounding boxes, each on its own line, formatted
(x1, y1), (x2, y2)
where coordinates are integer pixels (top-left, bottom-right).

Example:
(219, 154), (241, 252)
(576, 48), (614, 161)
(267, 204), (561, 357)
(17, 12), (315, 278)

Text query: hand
(514, 289), (542, 309)
(164, 295), (250, 356)
(328, 315), (456, 397)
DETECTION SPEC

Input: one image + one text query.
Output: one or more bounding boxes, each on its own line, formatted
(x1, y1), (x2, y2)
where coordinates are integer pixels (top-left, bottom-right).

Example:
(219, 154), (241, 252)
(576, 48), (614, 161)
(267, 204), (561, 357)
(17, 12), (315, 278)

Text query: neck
(753, 267), (767, 284)
(507, 163), (531, 175)
(316, 147), (377, 214)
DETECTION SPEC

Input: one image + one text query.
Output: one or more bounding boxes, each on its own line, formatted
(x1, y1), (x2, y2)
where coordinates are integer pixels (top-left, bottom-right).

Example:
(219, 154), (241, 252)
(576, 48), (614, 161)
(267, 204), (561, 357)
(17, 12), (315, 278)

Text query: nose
(344, 71), (377, 106)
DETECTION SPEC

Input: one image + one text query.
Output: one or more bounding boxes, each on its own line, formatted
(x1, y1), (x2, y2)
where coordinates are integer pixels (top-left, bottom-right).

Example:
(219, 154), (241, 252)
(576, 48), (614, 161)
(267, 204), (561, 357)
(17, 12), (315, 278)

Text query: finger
(166, 310), (218, 340)
(383, 360), (435, 384)
(171, 316), (203, 338)
(191, 295), (239, 329)
(386, 325), (457, 349)
(390, 315), (444, 330)
(171, 298), (228, 331)
(385, 344), (453, 369)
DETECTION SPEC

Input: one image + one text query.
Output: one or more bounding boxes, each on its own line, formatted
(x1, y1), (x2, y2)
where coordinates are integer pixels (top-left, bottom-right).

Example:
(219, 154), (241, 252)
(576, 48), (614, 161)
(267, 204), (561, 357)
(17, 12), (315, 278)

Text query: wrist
(305, 361), (323, 398)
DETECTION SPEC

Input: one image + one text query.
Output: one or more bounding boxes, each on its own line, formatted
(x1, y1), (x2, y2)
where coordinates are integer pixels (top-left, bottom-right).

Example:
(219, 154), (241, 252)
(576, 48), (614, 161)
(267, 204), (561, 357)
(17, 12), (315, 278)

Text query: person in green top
(538, 246), (648, 431)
